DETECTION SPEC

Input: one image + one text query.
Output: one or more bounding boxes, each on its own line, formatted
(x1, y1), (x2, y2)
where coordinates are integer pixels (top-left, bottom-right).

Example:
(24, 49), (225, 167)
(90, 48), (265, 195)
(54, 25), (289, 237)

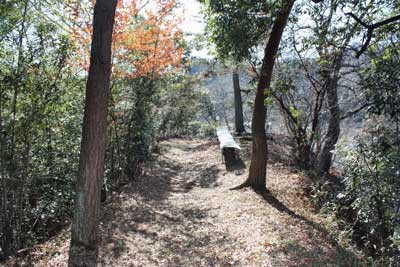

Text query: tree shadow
(256, 189), (308, 222)
(225, 157), (246, 174)
(189, 165), (221, 189)
(98, 142), (231, 265)
(100, 200), (238, 266)
(255, 189), (362, 265)
(183, 139), (219, 152)
(268, 241), (363, 267)
(123, 155), (221, 202)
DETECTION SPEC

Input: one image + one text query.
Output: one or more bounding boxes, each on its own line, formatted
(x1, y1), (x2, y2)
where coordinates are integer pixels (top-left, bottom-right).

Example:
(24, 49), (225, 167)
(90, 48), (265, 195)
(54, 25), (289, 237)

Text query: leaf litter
(6, 138), (364, 267)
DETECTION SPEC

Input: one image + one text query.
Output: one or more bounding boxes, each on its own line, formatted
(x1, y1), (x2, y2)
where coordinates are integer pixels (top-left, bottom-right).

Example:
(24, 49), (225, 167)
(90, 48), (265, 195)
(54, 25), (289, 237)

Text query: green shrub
(336, 119), (400, 263)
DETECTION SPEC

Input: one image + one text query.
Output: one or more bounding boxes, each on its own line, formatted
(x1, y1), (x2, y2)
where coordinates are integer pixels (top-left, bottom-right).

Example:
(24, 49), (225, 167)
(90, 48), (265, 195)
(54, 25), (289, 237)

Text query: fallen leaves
(6, 138), (365, 267)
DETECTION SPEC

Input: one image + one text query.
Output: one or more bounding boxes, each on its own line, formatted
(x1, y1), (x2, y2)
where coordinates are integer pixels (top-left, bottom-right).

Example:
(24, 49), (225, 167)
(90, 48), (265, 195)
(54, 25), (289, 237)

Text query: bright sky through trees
(177, 0), (211, 58)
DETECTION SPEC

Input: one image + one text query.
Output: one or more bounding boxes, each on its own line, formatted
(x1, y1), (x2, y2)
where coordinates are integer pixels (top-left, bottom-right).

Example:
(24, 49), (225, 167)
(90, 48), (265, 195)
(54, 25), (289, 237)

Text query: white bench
(216, 127), (241, 164)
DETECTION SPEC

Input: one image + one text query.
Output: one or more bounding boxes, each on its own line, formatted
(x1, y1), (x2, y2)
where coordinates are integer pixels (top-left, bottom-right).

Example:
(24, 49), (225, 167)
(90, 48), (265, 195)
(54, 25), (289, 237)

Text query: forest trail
(18, 139), (361, 267)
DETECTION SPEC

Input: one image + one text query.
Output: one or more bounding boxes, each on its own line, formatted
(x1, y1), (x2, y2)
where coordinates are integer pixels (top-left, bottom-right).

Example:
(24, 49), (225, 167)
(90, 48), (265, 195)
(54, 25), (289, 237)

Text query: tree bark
(297, 142), (311, 170)
(233, 70), (245, 134)
(314, 3), (378, 175)
(317, 54), (343, 175)
(234, 1), (294, 191)
(68, 0), (117, 266)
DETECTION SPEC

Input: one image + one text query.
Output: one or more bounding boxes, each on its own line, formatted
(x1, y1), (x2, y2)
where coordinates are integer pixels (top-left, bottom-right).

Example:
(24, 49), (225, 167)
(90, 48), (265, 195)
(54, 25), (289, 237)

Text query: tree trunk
(317, 54), (343, 175)
(233, 70), (245, 134)
(317, 85), (340, 174)
(296, 142), (311, 170)
(235, 1), (294, 191)
(68, 0), (117, 266)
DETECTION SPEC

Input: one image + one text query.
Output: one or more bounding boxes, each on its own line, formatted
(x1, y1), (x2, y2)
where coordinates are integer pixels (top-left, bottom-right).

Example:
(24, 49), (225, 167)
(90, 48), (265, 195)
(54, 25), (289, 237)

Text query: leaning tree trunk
(233, 70), (245, 134)
(234, 1), (295, 191)
(68, 0), (117, 266)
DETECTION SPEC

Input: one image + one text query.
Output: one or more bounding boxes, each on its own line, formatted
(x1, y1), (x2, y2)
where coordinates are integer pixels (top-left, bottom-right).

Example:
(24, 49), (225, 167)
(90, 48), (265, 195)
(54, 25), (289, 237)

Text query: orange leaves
(113, 0), (183, 78)
(113, 0), (140, 38)
(68, 0), (183, 78)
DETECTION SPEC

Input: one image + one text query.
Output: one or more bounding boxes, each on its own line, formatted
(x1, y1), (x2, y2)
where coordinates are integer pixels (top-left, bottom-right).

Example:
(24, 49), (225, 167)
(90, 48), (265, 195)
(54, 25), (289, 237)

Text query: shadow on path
(123, 154), (221, 202)
(99, 139), (362, 266)
(99, 141), (239, 266)
(255, 189), (362, 266)
(225, 157), (246, 174)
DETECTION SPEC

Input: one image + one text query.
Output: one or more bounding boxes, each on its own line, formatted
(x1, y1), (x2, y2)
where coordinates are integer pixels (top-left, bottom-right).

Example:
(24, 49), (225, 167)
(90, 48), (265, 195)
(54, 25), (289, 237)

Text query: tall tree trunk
(317, 54), (343, 175)
(234, 1), (294, 191)
(233, 70), (245, 134)
(68, 0), (117, 266)
(313, 0), (360, 175)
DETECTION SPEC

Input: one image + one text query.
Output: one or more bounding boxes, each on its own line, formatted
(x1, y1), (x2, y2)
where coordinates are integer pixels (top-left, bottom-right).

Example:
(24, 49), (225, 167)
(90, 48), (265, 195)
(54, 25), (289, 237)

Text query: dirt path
(24, 138), (362, 267)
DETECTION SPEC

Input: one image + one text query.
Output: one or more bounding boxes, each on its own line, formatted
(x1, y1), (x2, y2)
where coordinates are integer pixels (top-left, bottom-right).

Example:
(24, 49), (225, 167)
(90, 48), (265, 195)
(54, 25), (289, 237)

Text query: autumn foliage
(69, 0), (183, 78)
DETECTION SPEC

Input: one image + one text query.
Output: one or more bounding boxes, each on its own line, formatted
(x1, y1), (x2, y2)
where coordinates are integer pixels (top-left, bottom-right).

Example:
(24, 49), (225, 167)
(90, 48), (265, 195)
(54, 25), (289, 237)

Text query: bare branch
(340, 102), (370, 120)
(346, 13), (400, 58)
(346, 12), (368, 28)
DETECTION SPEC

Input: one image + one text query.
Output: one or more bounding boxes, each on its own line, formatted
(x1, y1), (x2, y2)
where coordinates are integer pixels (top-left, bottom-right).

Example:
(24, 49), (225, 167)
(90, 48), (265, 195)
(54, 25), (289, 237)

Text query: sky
(177, 0), (212, 58)
(143, 0), (211, 58)
(178, 0), (205, 35)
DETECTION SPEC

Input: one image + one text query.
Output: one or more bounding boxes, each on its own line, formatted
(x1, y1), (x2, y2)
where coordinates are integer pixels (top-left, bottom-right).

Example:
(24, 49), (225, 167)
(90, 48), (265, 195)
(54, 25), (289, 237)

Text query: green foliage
(201, 0), (274, 62)
(0, 0), (84, 258)
(362, 42), (400, 119)
(105, 76), (159, 183)
(158, 73), (214, 137)
(0, 0), (216, 261)
(337, 120), (400, 262)
(321, 20), (400, 263)
(105, 68), (214, 186)
(0, 0), (23, 38)
(336, 33), (400, 262)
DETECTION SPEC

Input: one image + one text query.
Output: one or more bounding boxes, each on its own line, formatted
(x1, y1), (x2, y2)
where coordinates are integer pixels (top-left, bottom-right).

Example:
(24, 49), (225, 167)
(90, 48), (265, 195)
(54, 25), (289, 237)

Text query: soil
(5, 138), (364, 267)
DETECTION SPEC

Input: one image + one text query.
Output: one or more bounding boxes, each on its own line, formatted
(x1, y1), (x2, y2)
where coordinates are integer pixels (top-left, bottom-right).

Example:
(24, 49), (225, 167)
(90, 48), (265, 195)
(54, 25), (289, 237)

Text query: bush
(335, 118), (400, 263)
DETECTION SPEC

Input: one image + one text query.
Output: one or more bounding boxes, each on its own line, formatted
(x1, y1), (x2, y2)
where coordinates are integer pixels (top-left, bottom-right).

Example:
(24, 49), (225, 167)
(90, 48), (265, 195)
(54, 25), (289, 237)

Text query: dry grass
(5, 138), (365, 267)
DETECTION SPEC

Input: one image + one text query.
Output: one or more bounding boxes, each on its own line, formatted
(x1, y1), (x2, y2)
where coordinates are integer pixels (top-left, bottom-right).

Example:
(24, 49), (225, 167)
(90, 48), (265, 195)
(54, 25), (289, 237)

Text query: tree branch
(346, 13), (400, 58)
(340, 102), (371, 120)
